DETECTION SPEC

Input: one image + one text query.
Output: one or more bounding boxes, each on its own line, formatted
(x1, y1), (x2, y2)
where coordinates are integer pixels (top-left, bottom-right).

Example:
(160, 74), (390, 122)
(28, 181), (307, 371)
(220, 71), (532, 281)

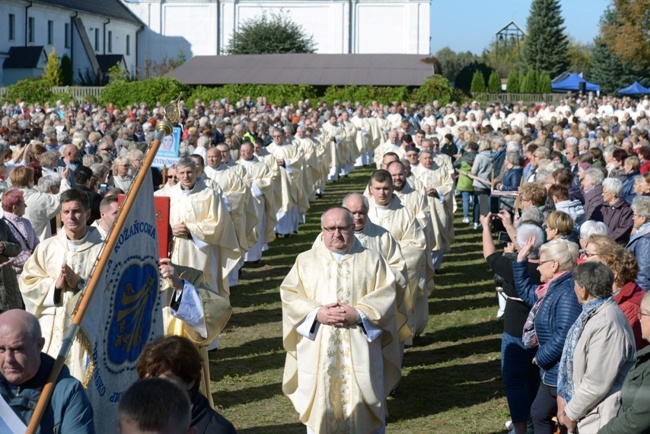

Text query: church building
(124, 0), (431, 65)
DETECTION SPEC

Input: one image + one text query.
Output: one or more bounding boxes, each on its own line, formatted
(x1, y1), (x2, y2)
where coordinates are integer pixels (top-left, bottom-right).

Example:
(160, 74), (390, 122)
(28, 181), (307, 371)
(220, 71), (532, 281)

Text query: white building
(0, 0), (142, 86)
(125, 0), (430, 65)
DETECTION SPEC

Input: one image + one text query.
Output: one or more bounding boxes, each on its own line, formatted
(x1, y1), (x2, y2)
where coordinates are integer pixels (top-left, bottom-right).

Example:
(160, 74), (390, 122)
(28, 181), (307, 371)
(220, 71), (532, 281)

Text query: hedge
(5, 74), (464, 108)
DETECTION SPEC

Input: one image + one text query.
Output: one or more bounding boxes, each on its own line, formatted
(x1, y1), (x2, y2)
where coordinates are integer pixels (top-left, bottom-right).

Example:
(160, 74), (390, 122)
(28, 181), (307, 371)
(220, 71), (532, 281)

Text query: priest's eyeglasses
(322, 224), (353, 234)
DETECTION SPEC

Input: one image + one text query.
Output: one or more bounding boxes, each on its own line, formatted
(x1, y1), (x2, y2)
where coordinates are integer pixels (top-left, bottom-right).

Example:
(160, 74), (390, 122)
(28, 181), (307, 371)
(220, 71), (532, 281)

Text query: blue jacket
(627, 224), (650, 291)
(501, 167), (523, 191)
(0, 353), (94, 434)
(513, 261), (582, 387)
(621, 171), (640, 205)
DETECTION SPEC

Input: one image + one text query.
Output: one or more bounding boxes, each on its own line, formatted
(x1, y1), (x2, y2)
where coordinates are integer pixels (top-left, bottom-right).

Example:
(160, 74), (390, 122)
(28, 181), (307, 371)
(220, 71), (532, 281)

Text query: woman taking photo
(556, 261), (636, 433)
(514, 238), (582, 434)
(480, 214), (544, 434)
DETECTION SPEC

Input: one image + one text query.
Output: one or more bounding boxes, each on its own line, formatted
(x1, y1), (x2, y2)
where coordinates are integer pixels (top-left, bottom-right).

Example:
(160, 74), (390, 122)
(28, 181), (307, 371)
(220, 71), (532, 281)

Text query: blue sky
(430, 0), (611, 55)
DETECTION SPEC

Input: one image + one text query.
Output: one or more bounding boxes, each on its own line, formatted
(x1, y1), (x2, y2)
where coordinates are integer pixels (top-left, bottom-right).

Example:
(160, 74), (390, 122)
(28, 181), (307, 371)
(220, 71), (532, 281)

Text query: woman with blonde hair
(545, 211), (575, 242)
(514, 238), (582, 434)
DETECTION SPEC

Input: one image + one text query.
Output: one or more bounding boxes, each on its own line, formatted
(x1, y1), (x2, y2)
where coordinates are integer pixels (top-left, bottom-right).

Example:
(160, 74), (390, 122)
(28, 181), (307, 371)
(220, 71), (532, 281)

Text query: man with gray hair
(0, 309), (94, 433)
(281, 206), (400, 434)
(158, 157), (241, 302)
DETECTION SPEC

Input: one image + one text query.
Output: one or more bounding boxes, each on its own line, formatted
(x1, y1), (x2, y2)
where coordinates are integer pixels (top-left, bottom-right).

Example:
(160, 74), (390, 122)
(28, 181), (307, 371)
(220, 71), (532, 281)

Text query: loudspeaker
(579, 82), (586, 95)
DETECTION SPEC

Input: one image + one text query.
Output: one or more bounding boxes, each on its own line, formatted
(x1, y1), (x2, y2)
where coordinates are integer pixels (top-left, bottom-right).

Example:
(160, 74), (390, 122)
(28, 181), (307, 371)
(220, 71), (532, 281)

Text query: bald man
(0, 309), (94, 433)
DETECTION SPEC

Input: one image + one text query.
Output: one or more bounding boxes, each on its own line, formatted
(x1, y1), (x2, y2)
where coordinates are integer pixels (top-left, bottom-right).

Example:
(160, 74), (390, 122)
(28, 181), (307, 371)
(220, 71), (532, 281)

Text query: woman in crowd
(598, 246), (647, 350)
(520, 182), (551, 218)
(471, 140), (493, 229)
(514, 238), (581, 434)
(622, 156), (641, 203)
(598, 291), (650, 433)
(112, 155), (134, 193)
(582, 168), (605, 221)
(544, 211), (575, 243)
(556, 261), (636, 433)
(480, 214), (544, 434)
(627, 195), (650, 291)
(633, 172), (650, 197)
(453, 141), (478, 224)
(1, 188), (38, 277)
(577, 220), (609, 263)
(601, 177), (635, 244)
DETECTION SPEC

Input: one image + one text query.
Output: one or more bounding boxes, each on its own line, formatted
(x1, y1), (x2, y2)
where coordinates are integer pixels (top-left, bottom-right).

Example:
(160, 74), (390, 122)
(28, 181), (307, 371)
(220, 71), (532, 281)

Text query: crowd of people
(1, 93), (650, 433)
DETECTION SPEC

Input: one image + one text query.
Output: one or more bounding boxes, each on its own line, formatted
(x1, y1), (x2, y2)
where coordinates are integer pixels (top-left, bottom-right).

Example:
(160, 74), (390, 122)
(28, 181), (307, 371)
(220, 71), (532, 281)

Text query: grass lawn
(209, 166), (510, 434)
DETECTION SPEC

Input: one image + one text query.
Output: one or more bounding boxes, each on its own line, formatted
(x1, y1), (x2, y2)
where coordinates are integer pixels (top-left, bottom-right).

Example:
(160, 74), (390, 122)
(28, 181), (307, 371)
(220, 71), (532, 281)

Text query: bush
(189, 84), (317, 106)
(321, 85), (412, 106)
(470, 70), (486, 92)
(506, 70), (520, 93)
(412, 75), (454, 106)
(5, 78), (74, 105)
(99, 77), (190, 108)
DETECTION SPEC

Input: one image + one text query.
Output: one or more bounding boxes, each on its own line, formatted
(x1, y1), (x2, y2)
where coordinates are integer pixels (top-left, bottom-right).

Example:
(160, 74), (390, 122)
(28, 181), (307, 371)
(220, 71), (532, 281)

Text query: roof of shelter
(3, 46), (46, 69)
(168, 54), (437, 86)
(97, 55), (125, 74)
(33, 0), (143, 26)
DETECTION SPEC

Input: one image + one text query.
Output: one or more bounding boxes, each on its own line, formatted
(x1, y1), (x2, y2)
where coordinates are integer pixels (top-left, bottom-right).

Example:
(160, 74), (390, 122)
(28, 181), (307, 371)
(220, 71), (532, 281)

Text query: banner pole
(25, 131), (164, 434)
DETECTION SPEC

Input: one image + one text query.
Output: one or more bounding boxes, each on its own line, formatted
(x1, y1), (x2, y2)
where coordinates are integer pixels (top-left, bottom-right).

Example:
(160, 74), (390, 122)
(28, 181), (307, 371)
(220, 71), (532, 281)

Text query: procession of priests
(6, 98), (462, 434)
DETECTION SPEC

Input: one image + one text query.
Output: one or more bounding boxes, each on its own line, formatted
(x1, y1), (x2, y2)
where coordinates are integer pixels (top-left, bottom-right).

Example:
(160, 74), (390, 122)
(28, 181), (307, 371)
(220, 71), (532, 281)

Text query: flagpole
(25, 130), (165, 433)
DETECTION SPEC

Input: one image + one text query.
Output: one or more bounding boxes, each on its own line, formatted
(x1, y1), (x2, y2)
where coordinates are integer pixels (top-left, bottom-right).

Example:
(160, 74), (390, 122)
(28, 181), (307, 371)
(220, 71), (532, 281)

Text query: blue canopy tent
(551, 73), (600, 93)
(618, 81), (650, 95)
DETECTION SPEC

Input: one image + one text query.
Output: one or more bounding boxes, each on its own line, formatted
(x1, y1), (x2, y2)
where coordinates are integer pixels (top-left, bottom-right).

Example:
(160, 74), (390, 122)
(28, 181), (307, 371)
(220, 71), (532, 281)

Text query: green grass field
(209, 166), (510, 434)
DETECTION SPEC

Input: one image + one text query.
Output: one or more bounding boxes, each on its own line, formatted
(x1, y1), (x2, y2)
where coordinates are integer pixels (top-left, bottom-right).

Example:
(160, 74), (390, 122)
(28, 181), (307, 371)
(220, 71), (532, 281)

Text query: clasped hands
(172, 222), (190, 238)
(557, 395), (577, 432)
(55, 264), (82, 292)
(159, 258), (184, 291)
(316, 302), (359, 328)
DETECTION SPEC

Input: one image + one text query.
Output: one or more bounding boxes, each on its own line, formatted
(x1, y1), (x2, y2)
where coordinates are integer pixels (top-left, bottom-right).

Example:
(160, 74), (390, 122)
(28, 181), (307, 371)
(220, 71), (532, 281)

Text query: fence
(472, 92), (566, 105)
(0, 86), (104, 102)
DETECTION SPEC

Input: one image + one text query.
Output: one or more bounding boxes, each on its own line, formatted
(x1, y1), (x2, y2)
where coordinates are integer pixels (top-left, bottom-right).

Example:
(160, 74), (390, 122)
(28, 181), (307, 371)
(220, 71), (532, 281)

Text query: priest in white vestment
(237, 142), (278, 263)
(266, 128), (303, 235)
(412, 150), (455, 271)
(367, 171), (427, 343)
(320, 114), (346, 181)
(20, 188), (104, 381)
(281, 207), (400, 434)
(159, 157), (241, 301)
(373, 130), (406, 169)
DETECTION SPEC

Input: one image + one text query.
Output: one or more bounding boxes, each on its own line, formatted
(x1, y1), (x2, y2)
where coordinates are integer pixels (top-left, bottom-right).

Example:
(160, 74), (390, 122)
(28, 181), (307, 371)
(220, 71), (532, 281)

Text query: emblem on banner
(106, 260), (159, 366)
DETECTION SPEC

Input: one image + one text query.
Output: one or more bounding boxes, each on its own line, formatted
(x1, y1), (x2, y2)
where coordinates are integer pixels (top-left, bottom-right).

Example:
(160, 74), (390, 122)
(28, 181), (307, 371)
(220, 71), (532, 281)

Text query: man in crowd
(281, 207), (400, 434)
(91, 194), (120, 240)
(0, 310), (95, 433)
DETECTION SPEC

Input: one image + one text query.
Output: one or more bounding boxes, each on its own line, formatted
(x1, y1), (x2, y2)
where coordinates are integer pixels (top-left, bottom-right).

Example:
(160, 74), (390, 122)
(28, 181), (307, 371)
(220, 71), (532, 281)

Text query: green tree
(523, 0), (569, 77)
(520, 69), (538, 93)
(537, 71), (552, 93)
(567, 38), (593, 75)
(487, 71), (501, 92)
(60, 54), (73, 86)
(226, 11), (316, 55)
(413, 75), (455, 105)
(108, 62), (130, 82)
(602, 0), (650, 69)
(482, 38), (525, 79)
(506, 70), (520, 92)
(42, 49), (62, 87)
(434, 47), (479, 83)
(590, 8), (650, 94)
(470, 70), (486, 93)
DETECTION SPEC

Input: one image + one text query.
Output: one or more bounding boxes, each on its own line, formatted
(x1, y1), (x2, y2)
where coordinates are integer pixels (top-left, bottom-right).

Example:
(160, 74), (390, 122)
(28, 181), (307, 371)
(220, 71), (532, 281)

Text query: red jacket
(615, 281), (648, 350)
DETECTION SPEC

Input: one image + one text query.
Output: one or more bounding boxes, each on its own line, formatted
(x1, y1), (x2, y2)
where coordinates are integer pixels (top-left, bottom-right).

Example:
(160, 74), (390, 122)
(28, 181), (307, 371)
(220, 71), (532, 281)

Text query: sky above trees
(430, 0), (609, 55)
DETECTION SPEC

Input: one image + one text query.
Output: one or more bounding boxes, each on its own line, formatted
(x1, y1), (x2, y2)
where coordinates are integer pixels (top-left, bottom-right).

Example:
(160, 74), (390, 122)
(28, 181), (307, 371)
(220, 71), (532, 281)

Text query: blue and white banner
(82, 169), (164, 428)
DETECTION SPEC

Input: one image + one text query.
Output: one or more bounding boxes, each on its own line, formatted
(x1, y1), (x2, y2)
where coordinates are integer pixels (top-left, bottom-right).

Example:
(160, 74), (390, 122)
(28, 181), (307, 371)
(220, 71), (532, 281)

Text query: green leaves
(523, 0), (570, 77)
(226, 11), (316, 55)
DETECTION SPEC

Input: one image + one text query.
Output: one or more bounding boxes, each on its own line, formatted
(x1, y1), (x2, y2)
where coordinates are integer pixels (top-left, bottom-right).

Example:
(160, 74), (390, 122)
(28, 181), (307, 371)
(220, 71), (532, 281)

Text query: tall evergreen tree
(506, 70), (520, 93)
(487, 71), (501, 92)
(470, 70), (486, 93)
(523, 0), (569, 77)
